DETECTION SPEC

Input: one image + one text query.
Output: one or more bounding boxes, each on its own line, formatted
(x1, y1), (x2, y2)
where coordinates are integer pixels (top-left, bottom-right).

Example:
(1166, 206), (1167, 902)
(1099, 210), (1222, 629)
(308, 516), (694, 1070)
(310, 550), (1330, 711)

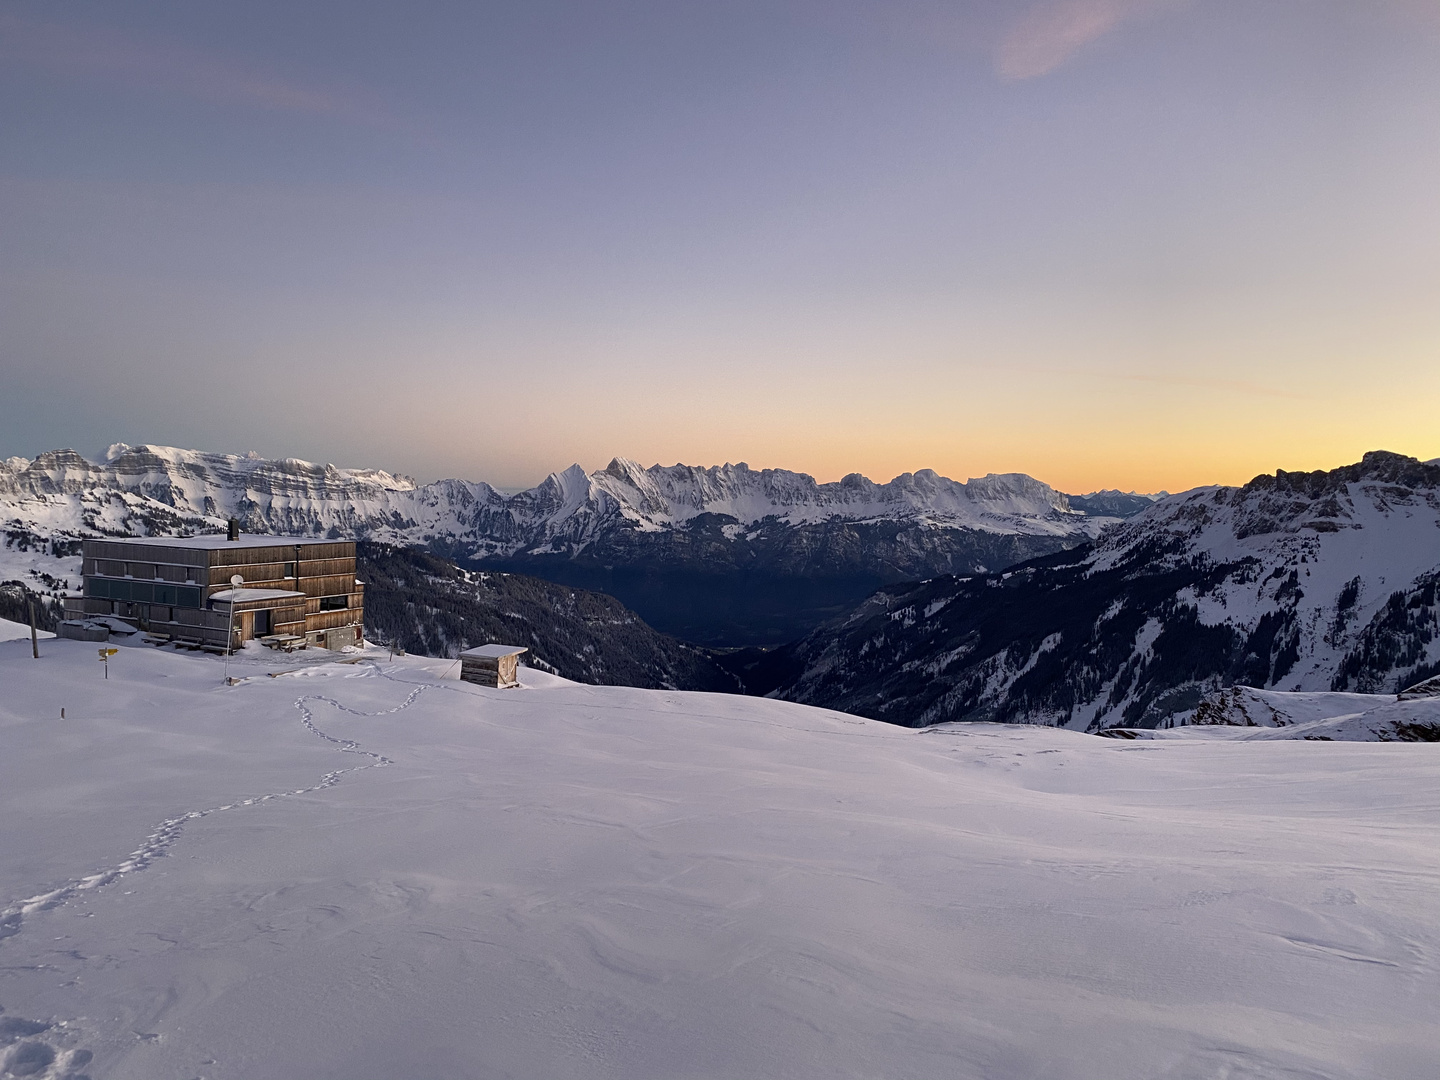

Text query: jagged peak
(536, 463), (592, 495)
(0, 441), (1129, 551)
(1243, 450), (1440, 498)
(28, 448), (91, 469)
(601, 456), (651, 484)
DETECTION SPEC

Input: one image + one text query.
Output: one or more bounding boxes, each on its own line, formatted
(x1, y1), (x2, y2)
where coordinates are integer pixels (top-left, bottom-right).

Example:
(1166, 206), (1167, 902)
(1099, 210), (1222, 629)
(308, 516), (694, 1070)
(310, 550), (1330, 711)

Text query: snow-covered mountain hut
(460, 644), (528, 688)
(63, 525), (364, 651)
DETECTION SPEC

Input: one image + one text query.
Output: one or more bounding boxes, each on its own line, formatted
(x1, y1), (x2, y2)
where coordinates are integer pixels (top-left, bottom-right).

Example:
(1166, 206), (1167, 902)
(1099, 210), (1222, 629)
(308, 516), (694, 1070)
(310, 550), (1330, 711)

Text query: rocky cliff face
(763, 452), (1440, 727)
(2, 444), (1135, 644)
(0, 444), (1125, 547)
(0, 444), (502, 541)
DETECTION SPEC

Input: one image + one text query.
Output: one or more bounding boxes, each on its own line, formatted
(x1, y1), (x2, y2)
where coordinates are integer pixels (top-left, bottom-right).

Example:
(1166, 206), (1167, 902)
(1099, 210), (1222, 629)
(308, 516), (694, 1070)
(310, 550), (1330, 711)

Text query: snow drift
(0, 636), (1436, 1079)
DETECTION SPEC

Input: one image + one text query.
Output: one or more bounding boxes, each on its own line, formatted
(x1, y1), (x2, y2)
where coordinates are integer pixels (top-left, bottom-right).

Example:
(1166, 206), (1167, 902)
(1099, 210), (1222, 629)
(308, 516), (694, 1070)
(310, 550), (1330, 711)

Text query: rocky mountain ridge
(1098, 684), (1440, 742)
(761, 451), (1440, 728)
(1, 443), (1145, 643)
(0, 443), (1131, 545)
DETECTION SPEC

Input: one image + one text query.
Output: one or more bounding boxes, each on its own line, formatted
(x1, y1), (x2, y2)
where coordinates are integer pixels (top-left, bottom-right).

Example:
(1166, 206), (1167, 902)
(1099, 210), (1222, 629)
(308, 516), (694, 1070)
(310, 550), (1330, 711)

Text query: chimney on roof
(227, 517), (239, 542)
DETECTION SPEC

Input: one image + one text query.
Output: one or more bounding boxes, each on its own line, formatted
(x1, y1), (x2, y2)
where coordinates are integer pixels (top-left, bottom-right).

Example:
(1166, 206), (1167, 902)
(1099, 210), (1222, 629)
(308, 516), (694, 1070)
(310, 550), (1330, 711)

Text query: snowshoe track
(1, 675), (422, 929)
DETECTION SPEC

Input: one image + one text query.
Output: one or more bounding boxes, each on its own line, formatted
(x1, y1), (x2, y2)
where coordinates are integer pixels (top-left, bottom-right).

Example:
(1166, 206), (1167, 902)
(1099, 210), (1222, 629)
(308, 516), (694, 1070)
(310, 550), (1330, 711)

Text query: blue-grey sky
(2, 1), (1438, 490)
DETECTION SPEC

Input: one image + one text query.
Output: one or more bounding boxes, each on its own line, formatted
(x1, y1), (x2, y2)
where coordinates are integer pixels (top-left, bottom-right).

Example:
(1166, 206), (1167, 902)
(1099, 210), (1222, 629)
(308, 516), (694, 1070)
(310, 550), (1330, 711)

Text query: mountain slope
(1, 642), (1435, 1079)
(1156, 684), (1440, 741)
(2, 444), (1141, 644)
(0, 444), (1123, 545)
(357, 543), (737, 692)
(766, 451), (1440, 729)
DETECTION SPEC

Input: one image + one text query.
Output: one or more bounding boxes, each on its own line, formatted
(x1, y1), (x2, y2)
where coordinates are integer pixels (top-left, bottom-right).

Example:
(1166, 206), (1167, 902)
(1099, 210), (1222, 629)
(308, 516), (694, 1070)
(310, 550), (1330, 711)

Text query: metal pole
(223, 595), (236, 682)
(223, 573), (242, 684)
(28, 597), (39, 659)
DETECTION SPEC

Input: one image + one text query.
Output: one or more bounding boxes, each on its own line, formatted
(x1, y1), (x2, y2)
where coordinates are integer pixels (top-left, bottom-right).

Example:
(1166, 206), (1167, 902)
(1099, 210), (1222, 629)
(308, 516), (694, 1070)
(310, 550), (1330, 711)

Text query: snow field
(0, 616), (54, 642)
(0, 637), (1436, 1079)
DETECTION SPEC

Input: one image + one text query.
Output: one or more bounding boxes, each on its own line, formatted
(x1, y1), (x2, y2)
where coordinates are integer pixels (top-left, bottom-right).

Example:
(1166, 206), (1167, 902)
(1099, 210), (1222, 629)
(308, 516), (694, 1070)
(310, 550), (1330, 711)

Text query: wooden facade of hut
(459, 644), (528, 688)
(65, 529), (364, 651)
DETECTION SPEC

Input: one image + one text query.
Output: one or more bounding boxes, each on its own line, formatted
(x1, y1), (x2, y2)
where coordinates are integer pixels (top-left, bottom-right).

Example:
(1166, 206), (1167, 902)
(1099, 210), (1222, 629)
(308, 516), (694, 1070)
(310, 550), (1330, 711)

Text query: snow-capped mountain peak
(1, 443), (1146, 643)
(769, 450), (1440, 728)
(573, 458), (1095, 534)
(0, 442), (1144, 557)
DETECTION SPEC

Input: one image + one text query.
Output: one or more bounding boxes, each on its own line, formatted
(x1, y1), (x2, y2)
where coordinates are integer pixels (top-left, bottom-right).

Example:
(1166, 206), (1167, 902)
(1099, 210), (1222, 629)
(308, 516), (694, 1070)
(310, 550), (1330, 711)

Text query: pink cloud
(996, 0), (1167, 80)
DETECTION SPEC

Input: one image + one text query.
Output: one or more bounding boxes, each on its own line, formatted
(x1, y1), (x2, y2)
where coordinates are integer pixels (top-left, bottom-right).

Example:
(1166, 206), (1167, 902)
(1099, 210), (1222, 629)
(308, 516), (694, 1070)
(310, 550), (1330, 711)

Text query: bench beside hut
(459, 644), (528, 688)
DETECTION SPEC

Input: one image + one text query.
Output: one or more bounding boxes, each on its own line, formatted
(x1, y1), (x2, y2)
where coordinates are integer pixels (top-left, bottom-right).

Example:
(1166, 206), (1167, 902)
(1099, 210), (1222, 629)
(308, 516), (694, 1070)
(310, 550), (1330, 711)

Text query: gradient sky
(2, 1), (1438, 492)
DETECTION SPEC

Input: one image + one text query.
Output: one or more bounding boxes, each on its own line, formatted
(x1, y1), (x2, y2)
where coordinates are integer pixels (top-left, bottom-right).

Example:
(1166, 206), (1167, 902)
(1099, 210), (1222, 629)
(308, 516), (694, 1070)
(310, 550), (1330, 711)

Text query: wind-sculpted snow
(769, 451), (1440, 728)
(0, 637), (1436, 1079)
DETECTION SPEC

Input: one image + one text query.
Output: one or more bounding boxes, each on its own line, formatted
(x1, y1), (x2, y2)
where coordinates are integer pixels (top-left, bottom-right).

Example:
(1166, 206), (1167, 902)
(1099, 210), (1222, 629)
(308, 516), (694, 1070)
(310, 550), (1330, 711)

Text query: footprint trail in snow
(1, 676), (422, 934)
(0, 671), (425, 1077)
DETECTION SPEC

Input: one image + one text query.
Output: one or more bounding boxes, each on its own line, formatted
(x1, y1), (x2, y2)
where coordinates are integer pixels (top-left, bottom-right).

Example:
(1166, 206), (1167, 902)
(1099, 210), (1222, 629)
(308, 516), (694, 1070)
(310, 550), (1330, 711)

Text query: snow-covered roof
(459, 644), (528, 659)
(90, 534), (346, 550)
(209, 588), (306, 603)
(60, 616), (136, 633)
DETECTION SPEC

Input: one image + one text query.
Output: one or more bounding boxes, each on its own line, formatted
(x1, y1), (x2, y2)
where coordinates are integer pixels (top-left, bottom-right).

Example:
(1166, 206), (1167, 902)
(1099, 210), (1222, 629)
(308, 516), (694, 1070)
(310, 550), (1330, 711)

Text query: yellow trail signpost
(98, 647), (118, 678)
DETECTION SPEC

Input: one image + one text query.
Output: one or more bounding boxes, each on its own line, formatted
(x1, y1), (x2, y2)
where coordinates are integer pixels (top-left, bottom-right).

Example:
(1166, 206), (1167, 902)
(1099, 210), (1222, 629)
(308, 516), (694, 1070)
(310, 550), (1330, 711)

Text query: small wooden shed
(459, 644), (528, 688)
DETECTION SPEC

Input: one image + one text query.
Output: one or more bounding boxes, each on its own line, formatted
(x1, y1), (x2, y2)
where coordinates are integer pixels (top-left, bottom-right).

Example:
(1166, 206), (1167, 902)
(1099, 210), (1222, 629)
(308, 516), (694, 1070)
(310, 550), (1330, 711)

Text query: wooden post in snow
(28, 597), (39, 659)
